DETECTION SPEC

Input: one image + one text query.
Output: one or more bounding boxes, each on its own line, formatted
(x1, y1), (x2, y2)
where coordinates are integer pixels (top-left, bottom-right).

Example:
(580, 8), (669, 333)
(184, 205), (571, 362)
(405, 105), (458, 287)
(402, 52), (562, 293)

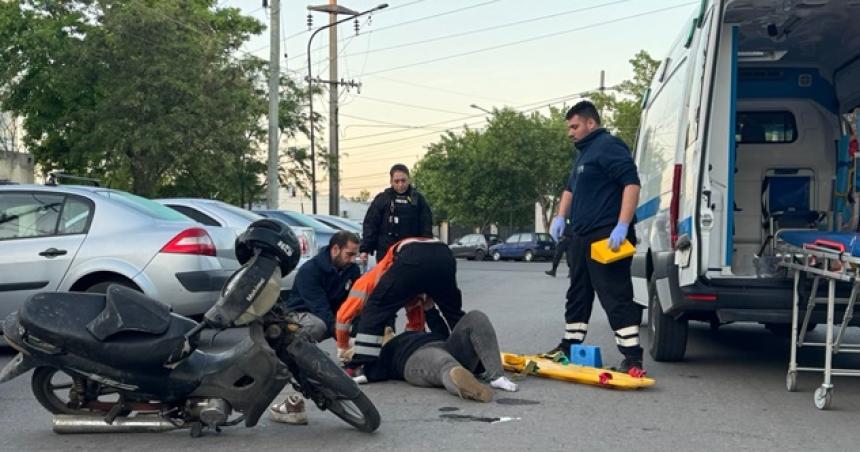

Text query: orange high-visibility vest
(335, 238), (439, 349)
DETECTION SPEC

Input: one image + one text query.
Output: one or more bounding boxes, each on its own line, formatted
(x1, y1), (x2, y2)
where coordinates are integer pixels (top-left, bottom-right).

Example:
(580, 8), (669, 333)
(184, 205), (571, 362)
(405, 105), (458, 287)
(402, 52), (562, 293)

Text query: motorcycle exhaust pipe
(52, 415), (178, 434)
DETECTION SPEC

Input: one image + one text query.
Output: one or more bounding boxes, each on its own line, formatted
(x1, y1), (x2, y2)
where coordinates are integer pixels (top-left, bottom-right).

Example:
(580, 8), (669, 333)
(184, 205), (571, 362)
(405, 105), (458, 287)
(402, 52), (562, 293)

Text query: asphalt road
(2, 260), (860, 451)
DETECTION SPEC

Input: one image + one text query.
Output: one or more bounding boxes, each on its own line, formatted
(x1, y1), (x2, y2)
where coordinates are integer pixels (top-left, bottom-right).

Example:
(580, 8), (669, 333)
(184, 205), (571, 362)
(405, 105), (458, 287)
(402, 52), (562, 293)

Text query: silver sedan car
(155, 198), (316, 292)
(0, 185), (231, 322)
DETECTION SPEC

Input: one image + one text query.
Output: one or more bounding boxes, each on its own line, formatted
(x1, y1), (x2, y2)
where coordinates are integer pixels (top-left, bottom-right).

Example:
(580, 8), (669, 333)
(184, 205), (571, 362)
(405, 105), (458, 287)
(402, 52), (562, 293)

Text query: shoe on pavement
(542, 342), (569, 359)
(449, 366), (493, 402)
(613, 357), (647, 378)
(270, 396), (308, 425)
(544, 270), (556, 277)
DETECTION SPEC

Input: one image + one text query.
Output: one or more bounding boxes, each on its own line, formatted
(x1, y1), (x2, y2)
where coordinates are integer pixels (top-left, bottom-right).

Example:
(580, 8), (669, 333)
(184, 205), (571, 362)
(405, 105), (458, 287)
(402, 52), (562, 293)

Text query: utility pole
(306, 3), (385, 214)
(266, 0), (280, 209)
(328, 0), (339, 216)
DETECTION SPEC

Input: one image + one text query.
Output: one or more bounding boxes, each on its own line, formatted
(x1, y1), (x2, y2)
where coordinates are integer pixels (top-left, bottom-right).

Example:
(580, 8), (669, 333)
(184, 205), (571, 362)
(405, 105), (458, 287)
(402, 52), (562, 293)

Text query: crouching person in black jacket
(350, 310), (518, 402)
(271, 230), (360, 425)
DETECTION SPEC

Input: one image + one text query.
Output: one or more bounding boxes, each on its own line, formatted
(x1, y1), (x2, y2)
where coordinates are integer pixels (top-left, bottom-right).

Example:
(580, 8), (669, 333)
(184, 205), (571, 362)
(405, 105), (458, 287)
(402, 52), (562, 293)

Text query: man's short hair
(330, 230), (360, 248)
(390, 164), (410, 178)
(565, 100), (601, 125)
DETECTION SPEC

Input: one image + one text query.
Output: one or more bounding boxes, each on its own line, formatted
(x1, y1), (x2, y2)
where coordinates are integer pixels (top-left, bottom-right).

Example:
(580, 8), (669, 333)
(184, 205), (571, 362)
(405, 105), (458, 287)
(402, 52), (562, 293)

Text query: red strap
(628, 367), (647, 378)
(598, 372), (613, 385)
(812, 239), (846, 252)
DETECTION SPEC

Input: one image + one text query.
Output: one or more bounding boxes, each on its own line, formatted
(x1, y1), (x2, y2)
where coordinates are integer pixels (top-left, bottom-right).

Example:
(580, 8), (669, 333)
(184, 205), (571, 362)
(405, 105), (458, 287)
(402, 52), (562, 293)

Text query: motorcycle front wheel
(285, 337), (380, 433)
(315, 387), (380, 433)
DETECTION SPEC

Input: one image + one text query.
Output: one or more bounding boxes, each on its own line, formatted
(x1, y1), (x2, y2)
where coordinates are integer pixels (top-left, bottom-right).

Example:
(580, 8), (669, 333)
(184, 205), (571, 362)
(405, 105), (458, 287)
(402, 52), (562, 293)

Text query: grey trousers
(290, 311), (328, 342)
(402, 311), (504, 396)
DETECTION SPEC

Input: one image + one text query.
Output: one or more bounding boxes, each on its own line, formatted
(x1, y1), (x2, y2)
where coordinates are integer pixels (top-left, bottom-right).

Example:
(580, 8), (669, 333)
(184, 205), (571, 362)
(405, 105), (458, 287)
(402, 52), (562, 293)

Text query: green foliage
(348, 189), (371, 203)
(415, 50), (658, 232)
(588, 50), (659, 148)
(0, 0), (315, 206)
(414, 107), (572, 231)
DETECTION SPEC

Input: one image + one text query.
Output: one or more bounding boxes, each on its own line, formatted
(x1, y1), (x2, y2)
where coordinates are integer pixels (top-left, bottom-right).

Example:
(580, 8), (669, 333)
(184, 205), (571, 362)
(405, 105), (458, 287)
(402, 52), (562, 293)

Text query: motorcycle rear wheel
(31, 367), (116, 415)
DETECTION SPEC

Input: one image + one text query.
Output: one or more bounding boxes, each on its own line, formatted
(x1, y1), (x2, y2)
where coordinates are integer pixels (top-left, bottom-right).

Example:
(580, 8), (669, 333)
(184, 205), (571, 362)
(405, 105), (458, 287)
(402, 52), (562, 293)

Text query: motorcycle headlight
(233, 270), (282, 326)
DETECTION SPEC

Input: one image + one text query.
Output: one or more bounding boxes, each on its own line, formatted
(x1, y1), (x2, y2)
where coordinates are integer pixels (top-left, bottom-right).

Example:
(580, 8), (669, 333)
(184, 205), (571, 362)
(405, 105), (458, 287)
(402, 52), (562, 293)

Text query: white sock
(490, 376), (518, 392)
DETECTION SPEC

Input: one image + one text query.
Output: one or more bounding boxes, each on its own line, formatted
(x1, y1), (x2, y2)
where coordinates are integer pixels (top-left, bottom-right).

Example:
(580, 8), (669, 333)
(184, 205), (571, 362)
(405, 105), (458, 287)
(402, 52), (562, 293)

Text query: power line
(359, 2), (697, 77)
(352, 95), (472, 115)
(340, 0), (635, 59)
(341, 89), (594, 144)
(253, 0), (431, 63)
(337, 90), (589, 163)
(369, 74), (511, 104)
(286, 0), (502, 64)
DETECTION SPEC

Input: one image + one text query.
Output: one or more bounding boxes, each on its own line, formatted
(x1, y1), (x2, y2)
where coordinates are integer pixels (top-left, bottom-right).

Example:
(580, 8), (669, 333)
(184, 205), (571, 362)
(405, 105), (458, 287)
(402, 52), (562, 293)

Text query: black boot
(613, 356), (646, 377)
(543, 340), (573, 359)
(545, 269), (556, 277)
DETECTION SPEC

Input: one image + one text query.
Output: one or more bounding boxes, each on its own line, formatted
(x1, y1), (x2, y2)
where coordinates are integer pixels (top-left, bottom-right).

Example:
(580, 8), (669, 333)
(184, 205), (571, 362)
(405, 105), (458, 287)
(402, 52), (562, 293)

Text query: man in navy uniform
(547, 101), (644, 376)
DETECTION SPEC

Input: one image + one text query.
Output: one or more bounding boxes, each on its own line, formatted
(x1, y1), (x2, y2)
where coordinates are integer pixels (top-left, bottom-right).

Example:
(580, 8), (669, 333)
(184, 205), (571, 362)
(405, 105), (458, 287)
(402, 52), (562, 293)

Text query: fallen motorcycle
(0, 219), (380, 436)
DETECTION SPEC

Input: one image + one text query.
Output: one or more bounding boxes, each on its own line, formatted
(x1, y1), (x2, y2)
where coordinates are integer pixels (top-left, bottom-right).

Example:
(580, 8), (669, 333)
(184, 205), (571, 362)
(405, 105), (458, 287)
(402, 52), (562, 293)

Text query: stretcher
(776, 230), (860, 409)
(500, 352), (655, 390)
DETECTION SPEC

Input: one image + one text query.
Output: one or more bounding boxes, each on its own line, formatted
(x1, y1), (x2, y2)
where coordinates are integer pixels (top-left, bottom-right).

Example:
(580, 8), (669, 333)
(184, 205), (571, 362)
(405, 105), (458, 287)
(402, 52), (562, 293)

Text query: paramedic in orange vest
(345, 238), (466, 368)
(335, 238), (442, 354)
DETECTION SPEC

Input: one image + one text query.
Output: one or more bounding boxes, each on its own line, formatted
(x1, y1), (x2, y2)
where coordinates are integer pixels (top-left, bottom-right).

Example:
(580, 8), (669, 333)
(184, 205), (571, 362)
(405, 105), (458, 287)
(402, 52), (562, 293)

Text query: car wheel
(475, 250), (486, 261)
(647, 276), (687, 362)
(524, 250), (534, 262)
(85, 280), (137, 294)
(492, 251), (501, 261)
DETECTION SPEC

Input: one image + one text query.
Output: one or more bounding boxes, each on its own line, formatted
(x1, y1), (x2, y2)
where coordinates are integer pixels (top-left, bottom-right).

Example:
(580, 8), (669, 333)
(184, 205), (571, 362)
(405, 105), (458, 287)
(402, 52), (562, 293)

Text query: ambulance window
(735, 111), (797, 144)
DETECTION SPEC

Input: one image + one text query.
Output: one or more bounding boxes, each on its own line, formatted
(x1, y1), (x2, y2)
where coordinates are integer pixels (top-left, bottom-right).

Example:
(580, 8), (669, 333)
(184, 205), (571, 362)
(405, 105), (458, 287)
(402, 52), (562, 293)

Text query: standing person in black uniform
(359, 164), (433, 268)
(546, 101), (645, 376)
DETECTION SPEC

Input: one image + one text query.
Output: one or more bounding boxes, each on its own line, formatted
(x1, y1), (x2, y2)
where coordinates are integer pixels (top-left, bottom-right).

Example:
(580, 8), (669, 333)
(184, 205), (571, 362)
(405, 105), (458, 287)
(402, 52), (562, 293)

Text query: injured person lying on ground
(345, 310), (519, 402)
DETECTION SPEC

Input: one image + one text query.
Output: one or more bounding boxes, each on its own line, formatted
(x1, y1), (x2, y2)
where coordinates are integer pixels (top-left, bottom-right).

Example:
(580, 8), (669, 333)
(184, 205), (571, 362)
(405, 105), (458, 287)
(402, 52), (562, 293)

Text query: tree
(349, 189), (371, 203)
(587, 50), (659, 148)
(414, 108), (572, 232)
(0, 0), (316, 205)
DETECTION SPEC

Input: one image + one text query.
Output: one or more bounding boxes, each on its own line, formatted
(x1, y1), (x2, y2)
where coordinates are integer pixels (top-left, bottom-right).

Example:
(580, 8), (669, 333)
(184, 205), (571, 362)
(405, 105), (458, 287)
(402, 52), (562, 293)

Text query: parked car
(156, 198), (315, 293)
(449, 233), (500, 260)
(255, 210), (337, 252)
(311, 214), (362, 237)
(0, 185), (227, 321)
(489, 232), (555, 262)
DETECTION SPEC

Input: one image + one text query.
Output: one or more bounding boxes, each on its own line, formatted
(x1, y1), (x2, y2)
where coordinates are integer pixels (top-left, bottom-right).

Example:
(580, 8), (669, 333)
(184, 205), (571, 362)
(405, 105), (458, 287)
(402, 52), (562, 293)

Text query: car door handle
(38, 248), (67, 258)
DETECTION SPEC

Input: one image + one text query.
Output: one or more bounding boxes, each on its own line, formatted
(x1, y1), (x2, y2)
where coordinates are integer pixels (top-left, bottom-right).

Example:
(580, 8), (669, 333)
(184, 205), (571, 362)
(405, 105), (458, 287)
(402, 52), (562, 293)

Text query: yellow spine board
(501, 353), (655, 389)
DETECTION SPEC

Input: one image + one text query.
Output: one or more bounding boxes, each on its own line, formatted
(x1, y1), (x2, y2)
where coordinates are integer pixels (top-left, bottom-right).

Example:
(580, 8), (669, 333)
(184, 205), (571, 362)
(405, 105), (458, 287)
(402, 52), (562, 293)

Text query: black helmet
(235, 219), (301, 276)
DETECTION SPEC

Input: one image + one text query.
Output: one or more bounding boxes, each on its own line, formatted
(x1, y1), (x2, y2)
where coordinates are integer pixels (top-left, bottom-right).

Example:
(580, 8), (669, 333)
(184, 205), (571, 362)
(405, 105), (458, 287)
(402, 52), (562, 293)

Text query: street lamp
(470, 104), (493, 115)
(306, 3), (388, 214)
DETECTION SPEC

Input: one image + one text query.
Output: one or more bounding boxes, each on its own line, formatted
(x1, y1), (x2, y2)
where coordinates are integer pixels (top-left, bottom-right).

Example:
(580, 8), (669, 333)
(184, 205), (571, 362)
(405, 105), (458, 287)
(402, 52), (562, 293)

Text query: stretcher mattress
(780, 231), (860, 257)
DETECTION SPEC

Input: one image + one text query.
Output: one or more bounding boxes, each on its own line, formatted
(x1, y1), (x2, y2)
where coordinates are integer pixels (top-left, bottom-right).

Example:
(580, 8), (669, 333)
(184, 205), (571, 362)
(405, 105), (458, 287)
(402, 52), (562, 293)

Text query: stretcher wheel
(813, 387), (832, 410)
(786, 371), (797, 392)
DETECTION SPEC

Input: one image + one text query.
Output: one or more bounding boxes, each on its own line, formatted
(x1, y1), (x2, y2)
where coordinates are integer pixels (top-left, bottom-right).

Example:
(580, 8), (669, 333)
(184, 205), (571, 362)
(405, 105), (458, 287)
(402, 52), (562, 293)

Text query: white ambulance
(633, 0), (860, 361)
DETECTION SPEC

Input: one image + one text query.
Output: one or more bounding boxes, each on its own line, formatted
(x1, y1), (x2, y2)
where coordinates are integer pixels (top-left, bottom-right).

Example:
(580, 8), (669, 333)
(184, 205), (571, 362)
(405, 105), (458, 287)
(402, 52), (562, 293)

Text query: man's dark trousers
(564, 224), (642, 359)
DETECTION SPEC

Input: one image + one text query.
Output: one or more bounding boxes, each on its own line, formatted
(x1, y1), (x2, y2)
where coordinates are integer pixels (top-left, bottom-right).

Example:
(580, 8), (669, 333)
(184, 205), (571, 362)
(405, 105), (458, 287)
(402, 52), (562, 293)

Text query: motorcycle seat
(19, 285), (197, 370)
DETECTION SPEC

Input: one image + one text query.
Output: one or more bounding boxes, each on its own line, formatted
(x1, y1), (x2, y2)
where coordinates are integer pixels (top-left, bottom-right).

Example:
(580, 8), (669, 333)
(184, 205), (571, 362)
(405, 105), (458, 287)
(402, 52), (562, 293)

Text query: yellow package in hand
(590, 238), (635, 264)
